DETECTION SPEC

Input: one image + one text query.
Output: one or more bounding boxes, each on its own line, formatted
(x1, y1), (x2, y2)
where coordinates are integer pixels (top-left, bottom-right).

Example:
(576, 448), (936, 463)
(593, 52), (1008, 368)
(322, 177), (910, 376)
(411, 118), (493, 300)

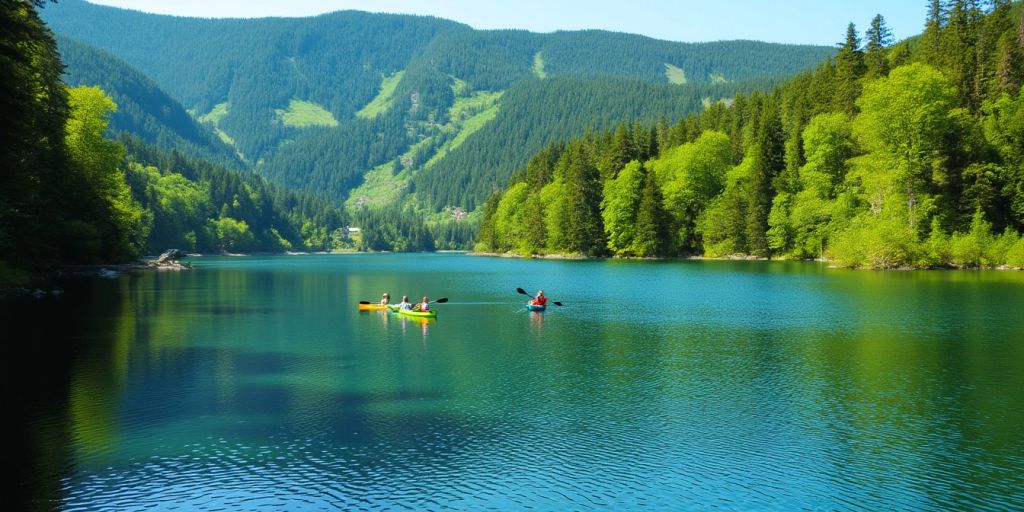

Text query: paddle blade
(553, 301), (563, 306)
(434, 297), (449, 303)
(516, 287), (529, 296)
(359, 301), (371, 305)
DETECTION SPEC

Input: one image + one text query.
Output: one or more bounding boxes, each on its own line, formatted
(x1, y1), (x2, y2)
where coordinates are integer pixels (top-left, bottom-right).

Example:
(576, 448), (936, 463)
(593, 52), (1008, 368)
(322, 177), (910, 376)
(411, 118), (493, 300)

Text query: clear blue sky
(86, 0), (926, 46)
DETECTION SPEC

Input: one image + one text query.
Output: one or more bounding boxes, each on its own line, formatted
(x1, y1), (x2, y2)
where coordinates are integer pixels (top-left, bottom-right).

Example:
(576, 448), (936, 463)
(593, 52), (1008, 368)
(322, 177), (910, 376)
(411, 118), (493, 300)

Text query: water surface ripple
(9, 254), (1023, 510)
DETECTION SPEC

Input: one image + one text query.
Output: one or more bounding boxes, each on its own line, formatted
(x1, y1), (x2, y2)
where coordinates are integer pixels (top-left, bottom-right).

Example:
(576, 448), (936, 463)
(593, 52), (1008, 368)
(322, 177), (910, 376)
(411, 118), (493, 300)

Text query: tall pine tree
(865, 14), (894, 79)
(745, 100), (785, 257)
(632, 166), (669, 256)
(834, 23), (867, 115)
(560, 140), (606, 256)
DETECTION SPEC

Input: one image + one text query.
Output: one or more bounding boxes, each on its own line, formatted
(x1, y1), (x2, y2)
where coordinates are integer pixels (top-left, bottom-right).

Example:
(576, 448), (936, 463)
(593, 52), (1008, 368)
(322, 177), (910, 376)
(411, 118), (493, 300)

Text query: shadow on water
(5, 277), (127, 510)
(6, 255), (1024, 510)
(6, 269), (499, 510)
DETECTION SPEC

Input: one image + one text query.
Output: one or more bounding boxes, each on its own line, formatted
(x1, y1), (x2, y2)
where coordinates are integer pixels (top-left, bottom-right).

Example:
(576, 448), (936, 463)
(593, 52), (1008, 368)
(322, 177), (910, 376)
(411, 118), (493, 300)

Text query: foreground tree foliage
(479, 2), (1024, 268)
(0, 0), (353, 285)
(0, 2), (143, 283)
(65, 86), (148, 260)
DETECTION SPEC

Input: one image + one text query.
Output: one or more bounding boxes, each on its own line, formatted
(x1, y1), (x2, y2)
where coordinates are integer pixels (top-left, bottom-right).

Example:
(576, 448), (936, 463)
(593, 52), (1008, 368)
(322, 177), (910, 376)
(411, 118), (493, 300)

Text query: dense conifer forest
(57, 35), (243, 168)
(42, 0), (833, 213)
(478, 1), (1024, 268)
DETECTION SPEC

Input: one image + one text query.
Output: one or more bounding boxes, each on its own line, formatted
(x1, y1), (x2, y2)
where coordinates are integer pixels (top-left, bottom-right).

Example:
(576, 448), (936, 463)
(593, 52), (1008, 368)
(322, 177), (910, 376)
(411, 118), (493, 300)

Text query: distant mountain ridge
(42, 0), (835, 212)
(57, 35), (244, 168)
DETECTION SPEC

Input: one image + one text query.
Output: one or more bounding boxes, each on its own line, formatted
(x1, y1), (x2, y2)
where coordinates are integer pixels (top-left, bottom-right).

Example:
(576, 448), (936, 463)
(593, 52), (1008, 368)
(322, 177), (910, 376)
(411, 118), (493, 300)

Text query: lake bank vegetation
(0, 1), (349, 287)
(477, 2), (1024, 269)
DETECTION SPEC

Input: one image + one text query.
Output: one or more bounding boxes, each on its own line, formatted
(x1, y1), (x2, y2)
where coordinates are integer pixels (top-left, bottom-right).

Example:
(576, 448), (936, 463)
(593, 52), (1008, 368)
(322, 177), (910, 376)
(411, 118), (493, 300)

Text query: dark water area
(6, 254), (1023, 510)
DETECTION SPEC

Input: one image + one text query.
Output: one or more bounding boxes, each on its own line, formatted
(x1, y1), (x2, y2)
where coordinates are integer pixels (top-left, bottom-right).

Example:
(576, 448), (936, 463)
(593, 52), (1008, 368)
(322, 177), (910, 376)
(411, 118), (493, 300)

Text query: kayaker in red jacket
(530, 290), (547, 306)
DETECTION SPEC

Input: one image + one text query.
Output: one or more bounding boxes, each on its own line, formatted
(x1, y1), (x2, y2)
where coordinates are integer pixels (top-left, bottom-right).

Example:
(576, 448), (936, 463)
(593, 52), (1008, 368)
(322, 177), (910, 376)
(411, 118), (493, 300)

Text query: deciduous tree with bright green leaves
(477, 4), (1024, 269)
(851, 62), (958, 234)
(649, 130), (732, 253)
(65, 85), (147, 260)
(601, 160), (645, 256)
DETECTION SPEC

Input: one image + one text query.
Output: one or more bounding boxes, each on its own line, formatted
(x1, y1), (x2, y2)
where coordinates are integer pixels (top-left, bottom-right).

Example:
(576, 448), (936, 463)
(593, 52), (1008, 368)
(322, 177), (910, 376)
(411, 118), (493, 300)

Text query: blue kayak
(526, 304), (547, 312)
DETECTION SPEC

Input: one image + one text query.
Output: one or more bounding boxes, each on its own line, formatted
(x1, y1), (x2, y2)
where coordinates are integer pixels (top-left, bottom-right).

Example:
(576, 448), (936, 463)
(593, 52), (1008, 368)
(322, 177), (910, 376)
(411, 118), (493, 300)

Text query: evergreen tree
(946, 0), (984, 109)
(1, 0), (72, 276)
(475, 193), (501, 252)
(631, 166), (669, 256)
(699, 156), (753, 256)
(922, 0), (947, 67)
(834, 22), (866, 114)
(865, 14), (894, 78)
(988, 0), (1023, 97)
(745, 101), (785, 257)
(559, 140), (606, 256)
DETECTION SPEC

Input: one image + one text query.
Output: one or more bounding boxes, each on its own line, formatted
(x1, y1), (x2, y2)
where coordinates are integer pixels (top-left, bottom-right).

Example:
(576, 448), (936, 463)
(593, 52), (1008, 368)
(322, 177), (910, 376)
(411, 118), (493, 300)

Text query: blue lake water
(9, 253), (1024, 510)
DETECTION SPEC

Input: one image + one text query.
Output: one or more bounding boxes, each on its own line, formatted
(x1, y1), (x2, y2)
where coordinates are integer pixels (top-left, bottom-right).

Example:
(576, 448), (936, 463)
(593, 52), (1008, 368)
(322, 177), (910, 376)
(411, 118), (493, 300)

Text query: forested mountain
(479, 2), (1024, 269)
(119, 137), (348, 255)
(42, 0), (833, 214)
(414, 75), (777, 211)
(0, 1), (356, 287)
(57, 35), (243, 168)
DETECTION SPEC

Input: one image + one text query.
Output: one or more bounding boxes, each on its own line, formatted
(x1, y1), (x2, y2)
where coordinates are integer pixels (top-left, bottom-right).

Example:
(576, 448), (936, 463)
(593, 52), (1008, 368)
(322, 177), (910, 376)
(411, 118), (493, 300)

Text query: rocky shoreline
(2, 249), (194, 299)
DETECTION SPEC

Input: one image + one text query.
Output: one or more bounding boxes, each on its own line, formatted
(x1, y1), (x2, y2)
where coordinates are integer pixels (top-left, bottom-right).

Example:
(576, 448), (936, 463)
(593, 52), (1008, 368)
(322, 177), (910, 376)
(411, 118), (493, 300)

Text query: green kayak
(395, 308), (437, 319)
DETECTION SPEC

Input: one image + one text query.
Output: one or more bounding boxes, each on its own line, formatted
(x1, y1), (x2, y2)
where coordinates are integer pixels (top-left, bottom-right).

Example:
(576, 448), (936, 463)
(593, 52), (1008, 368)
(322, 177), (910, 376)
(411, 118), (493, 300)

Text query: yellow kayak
(358, 303), (393, 311)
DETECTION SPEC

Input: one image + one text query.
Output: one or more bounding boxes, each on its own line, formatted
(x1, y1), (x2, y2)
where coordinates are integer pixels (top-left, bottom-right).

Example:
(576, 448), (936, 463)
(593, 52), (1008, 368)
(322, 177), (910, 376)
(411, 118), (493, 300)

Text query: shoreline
(10, 248), (1017, 298)
(466, 251), (1023, 270)
(467, 251), (773, 262)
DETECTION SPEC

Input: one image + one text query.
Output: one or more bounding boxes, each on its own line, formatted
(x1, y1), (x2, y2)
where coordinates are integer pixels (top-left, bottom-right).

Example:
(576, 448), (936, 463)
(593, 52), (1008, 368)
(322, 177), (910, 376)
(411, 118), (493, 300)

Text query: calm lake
(9, 253), (1024, 510)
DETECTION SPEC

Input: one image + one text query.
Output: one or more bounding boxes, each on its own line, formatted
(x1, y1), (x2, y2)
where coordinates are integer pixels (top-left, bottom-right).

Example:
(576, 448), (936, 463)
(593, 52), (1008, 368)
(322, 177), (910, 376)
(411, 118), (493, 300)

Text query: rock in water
(157, 249), (188, 263)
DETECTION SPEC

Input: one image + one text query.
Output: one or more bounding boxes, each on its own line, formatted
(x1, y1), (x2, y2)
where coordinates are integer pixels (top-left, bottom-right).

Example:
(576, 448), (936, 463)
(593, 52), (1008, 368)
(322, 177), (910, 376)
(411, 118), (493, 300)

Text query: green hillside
(356, 71), (405, 119)
(43, 0), (834, 215)
(413, 75), (780, 211)
(276, 99), (339, 127)
(57, 36), (243, 168)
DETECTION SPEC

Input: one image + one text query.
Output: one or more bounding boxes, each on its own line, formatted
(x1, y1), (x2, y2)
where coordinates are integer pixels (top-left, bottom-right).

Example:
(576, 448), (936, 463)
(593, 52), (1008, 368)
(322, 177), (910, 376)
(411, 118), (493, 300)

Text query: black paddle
(516, 287), (562, 306)
(412, 297), (448, 311)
